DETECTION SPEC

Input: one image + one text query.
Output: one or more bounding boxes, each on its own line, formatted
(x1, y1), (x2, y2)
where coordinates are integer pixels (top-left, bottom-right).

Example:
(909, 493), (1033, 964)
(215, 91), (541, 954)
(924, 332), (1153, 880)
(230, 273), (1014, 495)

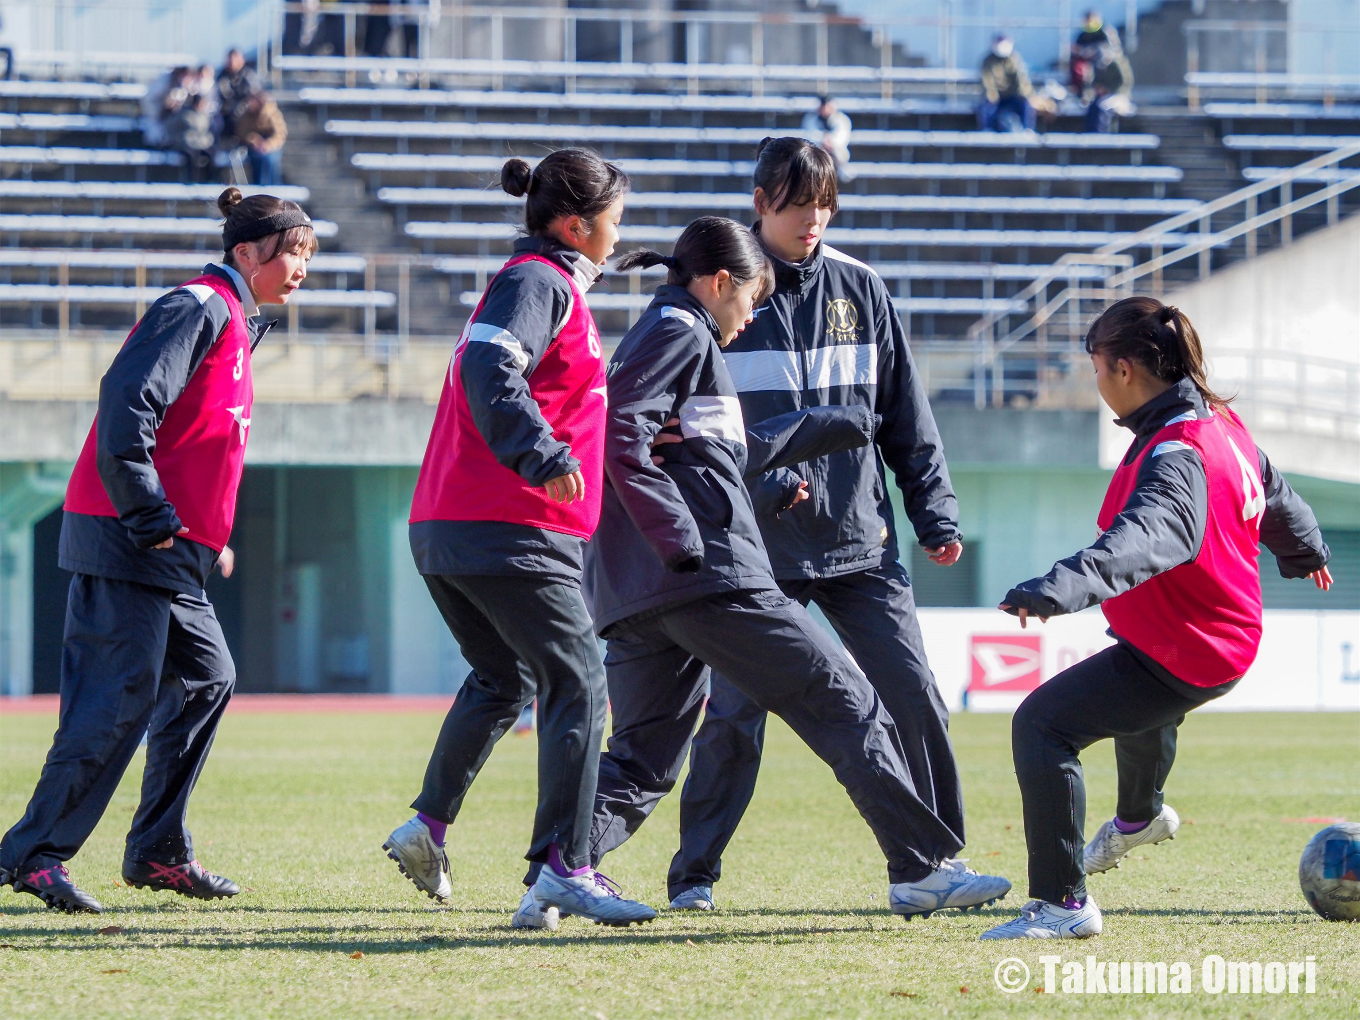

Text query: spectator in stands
(801, 96), (853, 180)
(978, 35), (1035, 133)
(167, 93), (217, 184)
(217, 49), (264, 147)
(236, 92), (288, 187)
(1071, 10), (1122, 103)
(1084, 43), (1135, 133)
(0, 13), (14, 81)
(141, 65), (190, 147)
(365, 0), (424, 59)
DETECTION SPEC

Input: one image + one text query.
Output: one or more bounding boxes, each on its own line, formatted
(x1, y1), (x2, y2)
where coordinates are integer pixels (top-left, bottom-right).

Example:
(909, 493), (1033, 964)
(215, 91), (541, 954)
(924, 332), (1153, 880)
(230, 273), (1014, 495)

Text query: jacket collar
(204, 262), (259, 318)
(513, 234), (603, 293)
(650, 284), (721, 341)
(753, 220), (824, 293)
(1115, 376), (1207, 439)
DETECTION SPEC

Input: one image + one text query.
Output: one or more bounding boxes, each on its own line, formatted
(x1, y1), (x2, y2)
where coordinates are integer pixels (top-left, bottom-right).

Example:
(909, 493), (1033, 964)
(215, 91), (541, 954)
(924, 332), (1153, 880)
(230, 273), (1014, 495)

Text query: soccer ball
(1299, 822), (1360, 921)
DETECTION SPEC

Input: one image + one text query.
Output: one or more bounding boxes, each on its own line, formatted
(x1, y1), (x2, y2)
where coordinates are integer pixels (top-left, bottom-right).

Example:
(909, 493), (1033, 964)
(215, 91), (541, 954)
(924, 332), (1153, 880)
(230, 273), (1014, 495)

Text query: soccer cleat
(889, 858), (1012, 919)
(511, 887), (560, 931)
(531, 868), (657, 927)
(10, 863), (102, 913)
(979, 895), (1103, 940)
(669, 885), (715, 911)
(383, 816), (452, 902)
(122, 858), (240, 900)
(1083, 805), (1180, 875)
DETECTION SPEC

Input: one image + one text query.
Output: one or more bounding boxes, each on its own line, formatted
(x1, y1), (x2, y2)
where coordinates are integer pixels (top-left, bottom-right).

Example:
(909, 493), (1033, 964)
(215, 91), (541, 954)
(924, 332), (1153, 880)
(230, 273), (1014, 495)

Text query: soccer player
(0, 188), (315, 913)
(982, 297), (1333, 940)
(384, 151), (653, 927)
(669, 137), (1007, 913)
(514, 216), (1009, 931)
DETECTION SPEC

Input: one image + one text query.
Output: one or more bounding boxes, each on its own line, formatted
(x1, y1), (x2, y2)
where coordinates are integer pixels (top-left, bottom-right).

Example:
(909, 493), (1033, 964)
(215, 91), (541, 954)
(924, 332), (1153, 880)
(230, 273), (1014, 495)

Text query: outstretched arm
(1001, 444), (1206, 621)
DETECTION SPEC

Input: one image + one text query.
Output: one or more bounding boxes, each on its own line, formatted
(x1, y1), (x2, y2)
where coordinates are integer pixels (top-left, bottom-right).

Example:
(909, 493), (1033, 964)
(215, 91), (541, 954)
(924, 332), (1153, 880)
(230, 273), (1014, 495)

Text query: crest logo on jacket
(825, 298), (862, 343)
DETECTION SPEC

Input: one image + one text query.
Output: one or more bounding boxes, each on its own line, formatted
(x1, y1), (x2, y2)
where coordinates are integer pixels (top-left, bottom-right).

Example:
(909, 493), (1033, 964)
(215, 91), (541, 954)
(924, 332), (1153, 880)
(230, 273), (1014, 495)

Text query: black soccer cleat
(10, 863), (103, 913)
(122, 858), (240, 900)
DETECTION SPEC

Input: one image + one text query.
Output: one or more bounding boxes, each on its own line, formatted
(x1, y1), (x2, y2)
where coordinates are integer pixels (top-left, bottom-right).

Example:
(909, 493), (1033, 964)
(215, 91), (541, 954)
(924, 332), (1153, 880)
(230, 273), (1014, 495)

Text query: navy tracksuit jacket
(1, 264), (265, 877)
(578, 286), (964, 884)
(671, 238), (967, 898)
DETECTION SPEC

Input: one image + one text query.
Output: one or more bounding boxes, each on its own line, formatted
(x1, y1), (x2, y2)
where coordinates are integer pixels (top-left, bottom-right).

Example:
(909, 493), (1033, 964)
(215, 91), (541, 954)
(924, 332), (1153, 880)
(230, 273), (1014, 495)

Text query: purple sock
(547, 842), (591, 878)
(416, 812), (447, 846)
(1114, 816), (1150, 834)
(1063, 895), (1085, 910)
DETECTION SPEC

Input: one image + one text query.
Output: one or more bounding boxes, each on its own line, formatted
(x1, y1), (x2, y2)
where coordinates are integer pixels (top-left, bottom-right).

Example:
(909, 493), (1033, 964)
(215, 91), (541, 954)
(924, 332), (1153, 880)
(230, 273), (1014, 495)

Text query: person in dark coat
(514, 217), (1012, 929)
(668, 138), (1006, 913)
(982, 297), (1331, 941)
(0, 189), (316, 913)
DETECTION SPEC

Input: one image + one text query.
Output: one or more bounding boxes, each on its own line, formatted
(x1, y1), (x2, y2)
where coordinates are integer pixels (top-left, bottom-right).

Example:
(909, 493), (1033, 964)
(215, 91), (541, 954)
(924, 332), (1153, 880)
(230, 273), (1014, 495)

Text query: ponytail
(1084, 295), (1230, 408)
(500, 148), (629, 237)
(616, 216), (775, 303)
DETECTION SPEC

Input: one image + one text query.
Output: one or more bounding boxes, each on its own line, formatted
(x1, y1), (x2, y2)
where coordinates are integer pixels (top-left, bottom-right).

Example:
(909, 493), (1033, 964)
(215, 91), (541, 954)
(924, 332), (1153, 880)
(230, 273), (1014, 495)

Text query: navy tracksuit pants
(585, 587), (962, 886)
(412, 574), (607, 873)
(668, 561), (963, 898)
(1010, 641), (1232, 903)
(0, 575), (235, 876)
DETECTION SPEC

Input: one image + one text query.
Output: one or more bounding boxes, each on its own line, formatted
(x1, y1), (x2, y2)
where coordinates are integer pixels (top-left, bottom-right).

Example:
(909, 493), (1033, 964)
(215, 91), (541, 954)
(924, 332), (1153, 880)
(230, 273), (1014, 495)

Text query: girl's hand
(1310, 565), (1334, 591)
(216, 545), (235, 579)
(650, 417), (683, 466)
(790, 481), (809, 506)
(998, 603), (1048, 629)
(153, 526), (190, 550)
(927, 540), (964, 566)
(543, 470), (587, 503)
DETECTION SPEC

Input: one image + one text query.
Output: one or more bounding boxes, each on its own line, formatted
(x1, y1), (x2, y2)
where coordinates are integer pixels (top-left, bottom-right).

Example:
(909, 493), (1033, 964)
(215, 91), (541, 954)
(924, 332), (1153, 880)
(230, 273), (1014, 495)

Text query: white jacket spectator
(801, 96), (853, 173)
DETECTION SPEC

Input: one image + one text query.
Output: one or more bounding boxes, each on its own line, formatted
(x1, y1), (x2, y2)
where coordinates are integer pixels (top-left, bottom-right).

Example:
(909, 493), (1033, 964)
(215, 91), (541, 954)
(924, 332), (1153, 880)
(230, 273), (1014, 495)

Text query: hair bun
(217, 186), (243, 219)
(500, 158), (534, 198)
(755, 136), (774, 158)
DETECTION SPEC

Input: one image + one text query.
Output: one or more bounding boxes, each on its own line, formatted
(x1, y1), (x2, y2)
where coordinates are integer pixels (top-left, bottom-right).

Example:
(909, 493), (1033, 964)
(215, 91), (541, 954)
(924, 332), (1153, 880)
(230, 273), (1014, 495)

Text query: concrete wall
(1169, 213), (1360, 485)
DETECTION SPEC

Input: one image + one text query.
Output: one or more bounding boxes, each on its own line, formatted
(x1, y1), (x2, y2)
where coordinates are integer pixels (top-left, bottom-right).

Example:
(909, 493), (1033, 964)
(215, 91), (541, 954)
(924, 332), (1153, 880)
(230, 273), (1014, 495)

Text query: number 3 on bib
(1226, 435), (1266, 522)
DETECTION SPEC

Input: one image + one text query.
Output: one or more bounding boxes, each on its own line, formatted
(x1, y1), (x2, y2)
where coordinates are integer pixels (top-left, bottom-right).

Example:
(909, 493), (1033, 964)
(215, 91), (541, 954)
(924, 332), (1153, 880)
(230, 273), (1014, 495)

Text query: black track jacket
(721, 235), (960, 580)
(587, 286), (878, 634)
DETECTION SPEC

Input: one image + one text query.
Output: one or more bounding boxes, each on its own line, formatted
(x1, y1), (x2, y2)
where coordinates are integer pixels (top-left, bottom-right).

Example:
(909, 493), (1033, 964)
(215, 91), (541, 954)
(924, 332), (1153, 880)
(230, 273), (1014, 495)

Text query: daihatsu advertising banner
(911, 609), (1360, 712)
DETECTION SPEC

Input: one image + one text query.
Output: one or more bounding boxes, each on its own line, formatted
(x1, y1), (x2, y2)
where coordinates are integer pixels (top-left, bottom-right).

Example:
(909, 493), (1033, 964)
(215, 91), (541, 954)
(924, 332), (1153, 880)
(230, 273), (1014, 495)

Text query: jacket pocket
(688, 465), (735, 532)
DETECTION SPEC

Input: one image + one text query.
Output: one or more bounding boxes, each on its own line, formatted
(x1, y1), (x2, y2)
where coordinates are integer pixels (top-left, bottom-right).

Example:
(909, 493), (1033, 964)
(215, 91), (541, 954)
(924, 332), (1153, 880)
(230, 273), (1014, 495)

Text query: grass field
(0, 707), (1356, 1019)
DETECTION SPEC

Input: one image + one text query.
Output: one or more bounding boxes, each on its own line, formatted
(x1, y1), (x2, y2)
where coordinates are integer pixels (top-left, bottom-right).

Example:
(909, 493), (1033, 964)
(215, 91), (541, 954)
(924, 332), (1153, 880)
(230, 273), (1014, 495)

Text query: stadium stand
(287, 80), (1190, 341)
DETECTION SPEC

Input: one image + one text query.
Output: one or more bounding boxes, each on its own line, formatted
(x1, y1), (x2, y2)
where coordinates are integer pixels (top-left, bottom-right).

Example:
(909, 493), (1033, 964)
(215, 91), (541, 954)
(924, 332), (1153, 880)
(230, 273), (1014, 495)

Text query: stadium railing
(379, 188), (1200, 218)
(0, 214), (338, 240)
(296, 87), (975, 119)
(0, 182), (309, 203)
(352, 153), (1184, 186)
(402, 220), (1202, 252)
(1204, 102), (1360, 122)
(966, 144), (1360, 409)
(323, 118), (1159, 157)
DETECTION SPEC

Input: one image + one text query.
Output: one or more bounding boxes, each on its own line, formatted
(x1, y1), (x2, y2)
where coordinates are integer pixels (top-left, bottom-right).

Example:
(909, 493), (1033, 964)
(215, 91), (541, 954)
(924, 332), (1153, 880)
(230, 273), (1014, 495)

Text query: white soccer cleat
(1083, 805), (1180, 875)
(383, 816), (452, 902)
(888, 858), (1012, 919)
(511, 887), (560, 931)
(668, 885), (715, 911)
(531, 868), (657, 927)
(979, 895), (1103, 940)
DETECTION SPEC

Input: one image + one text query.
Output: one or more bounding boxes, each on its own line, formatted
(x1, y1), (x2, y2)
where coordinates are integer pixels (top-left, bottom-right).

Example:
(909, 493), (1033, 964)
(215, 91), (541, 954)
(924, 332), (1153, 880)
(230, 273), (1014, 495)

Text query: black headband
(223, 207), (313, 250)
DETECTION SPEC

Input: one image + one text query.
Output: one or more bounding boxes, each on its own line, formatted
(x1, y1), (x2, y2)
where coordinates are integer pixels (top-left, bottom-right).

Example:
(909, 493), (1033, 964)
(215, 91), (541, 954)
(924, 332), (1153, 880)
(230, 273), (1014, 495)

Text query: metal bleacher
(289, 79), (1200, 343)
(0, 79), (389, 338)
(1202, 99), (1360, 188)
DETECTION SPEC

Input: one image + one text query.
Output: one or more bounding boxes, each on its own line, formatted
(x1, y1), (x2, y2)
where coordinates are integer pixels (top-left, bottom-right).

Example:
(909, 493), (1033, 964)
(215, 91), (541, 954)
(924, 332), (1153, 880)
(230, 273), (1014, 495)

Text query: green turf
(0, 709), (1356, 1019)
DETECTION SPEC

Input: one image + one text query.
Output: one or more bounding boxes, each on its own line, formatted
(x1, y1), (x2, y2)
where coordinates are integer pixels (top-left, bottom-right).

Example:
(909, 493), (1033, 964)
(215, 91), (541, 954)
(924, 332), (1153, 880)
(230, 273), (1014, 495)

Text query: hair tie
(660, 255), (678, 270)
